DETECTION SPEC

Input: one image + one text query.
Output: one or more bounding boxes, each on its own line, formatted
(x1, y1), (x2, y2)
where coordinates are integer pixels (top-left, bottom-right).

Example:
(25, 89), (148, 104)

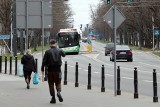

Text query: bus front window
(58, 32), (79, 48)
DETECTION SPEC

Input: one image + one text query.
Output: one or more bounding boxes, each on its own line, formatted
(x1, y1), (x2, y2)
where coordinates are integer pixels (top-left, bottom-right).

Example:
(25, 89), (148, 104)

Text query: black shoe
(50, 97), (56, 104)
(27, 84), (30, 89)
(57, 92), (63, 102)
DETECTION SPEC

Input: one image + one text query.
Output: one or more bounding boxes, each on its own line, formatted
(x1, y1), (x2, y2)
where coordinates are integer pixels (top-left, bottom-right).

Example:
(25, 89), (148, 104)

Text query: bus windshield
(58, 32), (79, 48)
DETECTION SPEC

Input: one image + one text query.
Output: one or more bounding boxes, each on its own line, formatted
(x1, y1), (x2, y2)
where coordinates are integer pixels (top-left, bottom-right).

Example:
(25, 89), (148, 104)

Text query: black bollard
(101, 65), (105, 92)
(117, 66), (121, 95)
(15, 56), (17, 75)
(153, 69), (158, 102)
(134, 67), (139, 98)
(75, 62), (79, 87)
(64, 61), (67, 85)
(87, 63), (91, 90)
(5, 56), (7, 74)
(0, 56), (2, 73)
(10, 56), (12, 75)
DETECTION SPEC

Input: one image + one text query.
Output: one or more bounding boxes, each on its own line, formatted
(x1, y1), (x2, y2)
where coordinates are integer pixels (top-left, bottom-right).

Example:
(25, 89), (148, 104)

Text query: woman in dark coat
(21, 49), (36, 89)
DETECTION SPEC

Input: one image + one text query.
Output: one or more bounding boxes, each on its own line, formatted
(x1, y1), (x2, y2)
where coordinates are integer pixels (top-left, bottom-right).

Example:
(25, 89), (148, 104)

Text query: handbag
(33, 72), (39, 85)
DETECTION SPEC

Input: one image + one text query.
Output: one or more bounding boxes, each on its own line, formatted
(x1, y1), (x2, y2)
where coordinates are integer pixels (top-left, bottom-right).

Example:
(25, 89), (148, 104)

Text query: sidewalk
(0, 73), (160, 107)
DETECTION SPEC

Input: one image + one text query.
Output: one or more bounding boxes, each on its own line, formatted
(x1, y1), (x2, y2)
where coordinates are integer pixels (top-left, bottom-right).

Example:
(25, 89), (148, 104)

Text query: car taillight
(116, 51), (120, 54)
(126, 50), (132, 55)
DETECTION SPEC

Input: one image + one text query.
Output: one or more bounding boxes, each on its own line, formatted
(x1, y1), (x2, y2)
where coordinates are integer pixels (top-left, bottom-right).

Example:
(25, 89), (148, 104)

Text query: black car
(104, 43), (114, 56)
(110, 45), (133, 62)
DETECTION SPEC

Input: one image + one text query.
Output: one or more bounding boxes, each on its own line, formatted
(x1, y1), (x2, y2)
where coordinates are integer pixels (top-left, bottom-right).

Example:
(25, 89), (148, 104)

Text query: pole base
(117, 90), (121, 95)
(87, 85), (91, 90)
(153, 96), (158, 102)
(64, 81), (67, 85)
(134, 93), (139, 99)
(75, 83), (79, 87)
(101, 88), (105, 92)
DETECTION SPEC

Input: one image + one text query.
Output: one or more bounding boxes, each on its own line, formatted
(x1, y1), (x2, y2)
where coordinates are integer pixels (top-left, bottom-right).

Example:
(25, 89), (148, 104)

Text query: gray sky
(68, 0), (100, 29)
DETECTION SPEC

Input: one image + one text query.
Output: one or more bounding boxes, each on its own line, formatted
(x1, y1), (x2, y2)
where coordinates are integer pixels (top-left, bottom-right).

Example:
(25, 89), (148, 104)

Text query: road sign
(154, 29), (160, 36)
(16, 0), (52, 29)
(103, 5), (126, 29)
(0, 35), (11, 39)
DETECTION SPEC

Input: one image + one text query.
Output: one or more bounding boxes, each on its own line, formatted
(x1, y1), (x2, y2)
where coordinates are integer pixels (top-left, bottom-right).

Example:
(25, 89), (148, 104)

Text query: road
(1, 41), (160, 97)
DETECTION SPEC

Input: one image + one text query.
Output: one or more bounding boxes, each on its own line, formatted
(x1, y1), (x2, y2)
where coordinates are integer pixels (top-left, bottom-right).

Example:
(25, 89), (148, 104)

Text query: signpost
(16, 0), (53, 53)
(103, 5), (126, 96)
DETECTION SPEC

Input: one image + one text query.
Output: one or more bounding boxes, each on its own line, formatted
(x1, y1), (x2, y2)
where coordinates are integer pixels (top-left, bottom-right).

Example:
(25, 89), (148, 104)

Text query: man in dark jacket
(21, 49), (36, 89)
(41, 39), (66, 104)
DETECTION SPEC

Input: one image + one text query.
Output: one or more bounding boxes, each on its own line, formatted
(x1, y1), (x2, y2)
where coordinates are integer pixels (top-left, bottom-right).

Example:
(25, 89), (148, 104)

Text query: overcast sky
(68, 0), (100, 29)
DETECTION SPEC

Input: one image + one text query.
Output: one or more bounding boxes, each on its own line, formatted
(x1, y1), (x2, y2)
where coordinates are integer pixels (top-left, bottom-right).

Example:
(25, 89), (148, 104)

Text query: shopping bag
(18, 64), (24, 77)
(33, 72), (39, 85)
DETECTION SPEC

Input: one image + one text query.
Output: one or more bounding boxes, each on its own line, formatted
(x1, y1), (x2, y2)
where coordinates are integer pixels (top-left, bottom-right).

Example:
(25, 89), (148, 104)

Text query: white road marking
(143, 80), (153, 83)
(138, 62), (160, 68)
(143, 80), (160, 84)
(122, 77), (133, 80)
(105, 74), (113, 77)
(68, 65), (74, 67)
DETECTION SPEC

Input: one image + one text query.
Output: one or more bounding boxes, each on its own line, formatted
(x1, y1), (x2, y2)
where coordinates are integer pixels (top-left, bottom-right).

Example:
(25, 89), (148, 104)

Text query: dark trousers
(23, 70), (32, 83)
(48, 71), (61, 96)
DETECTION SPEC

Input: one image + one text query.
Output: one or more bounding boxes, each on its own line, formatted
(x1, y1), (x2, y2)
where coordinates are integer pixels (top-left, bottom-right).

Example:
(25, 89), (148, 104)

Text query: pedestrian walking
(21, 49), (36, 89)
(41, 39), (66, 104)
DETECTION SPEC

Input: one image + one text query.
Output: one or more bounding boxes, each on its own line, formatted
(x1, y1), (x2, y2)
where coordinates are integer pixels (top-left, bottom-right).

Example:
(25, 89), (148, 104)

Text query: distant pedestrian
(21, 49), (36, 89)
(41, 39), (66, 104)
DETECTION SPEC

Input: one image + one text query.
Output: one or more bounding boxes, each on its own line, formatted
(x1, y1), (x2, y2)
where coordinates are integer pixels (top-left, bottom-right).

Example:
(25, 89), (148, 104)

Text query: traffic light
(127, 0), (132, 3)
(106, 0), (111, 4)
(86, 24), (88, 28)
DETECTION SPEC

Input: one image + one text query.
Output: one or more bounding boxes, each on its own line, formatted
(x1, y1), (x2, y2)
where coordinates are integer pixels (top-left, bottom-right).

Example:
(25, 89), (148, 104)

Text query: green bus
(57, 28), (81, 54)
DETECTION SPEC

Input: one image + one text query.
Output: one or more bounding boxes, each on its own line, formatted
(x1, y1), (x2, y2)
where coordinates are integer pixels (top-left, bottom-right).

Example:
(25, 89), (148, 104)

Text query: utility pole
(12, 0), (17, 56)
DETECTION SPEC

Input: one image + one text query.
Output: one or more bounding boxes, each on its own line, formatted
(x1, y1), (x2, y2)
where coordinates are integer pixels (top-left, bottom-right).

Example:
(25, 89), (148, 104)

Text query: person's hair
(50, 39), (56, 45)
(25, 49), (32, 55)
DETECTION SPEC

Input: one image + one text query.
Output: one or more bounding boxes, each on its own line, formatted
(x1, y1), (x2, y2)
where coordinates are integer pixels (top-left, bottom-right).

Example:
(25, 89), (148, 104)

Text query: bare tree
(90, 0), (160, 49)
(0, 0), (12, 34)
(52, 0), (74, 37)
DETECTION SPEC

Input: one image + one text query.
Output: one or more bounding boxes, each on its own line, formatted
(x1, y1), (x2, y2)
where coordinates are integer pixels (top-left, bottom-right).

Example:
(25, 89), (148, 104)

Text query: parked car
(110, 45), (133, 62)
(104, 43), (114, 56)
(82, 37), (88, 43)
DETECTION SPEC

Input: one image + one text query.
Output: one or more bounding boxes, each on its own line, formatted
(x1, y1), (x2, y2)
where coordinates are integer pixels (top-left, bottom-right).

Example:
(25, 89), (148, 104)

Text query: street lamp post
(152, 15), (155, 50)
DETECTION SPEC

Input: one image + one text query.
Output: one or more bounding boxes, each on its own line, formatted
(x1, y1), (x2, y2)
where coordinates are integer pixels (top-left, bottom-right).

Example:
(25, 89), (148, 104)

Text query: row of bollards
(0, 55), (38, 76)
(1, 56), (158, 103)
(0, 56), (18, 75)
(63, 61), (158, 102)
